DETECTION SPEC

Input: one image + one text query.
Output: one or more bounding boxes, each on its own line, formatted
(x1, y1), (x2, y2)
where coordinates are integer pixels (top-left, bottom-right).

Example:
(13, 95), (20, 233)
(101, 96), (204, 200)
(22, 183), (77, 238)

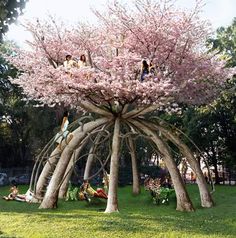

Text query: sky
(5, 0), (236, 48)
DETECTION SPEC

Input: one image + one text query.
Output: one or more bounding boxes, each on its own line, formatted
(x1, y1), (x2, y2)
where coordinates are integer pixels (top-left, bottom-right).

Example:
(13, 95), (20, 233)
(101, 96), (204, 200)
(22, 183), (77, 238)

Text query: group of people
(63, 54), (87, 71)
(63, 53), (158, 82)
(66, 180), (108, 202)
(80, 180), (108, 201)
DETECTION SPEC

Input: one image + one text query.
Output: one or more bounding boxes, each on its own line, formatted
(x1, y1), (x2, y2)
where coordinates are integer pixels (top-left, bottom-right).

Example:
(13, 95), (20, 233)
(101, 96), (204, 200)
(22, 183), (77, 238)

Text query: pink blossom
(6, 0), (235, 109)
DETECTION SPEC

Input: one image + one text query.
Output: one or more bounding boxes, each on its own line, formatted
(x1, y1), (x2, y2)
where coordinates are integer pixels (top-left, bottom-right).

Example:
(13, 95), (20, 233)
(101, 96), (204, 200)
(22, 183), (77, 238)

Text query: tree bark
(84, 153), (94, 180)
(35, 147), (61, 200)
(123, 105), (158, 119)
(130, 119), (194, 212)
(153, 124), (214, 208)
(127, 136), (140, 195)
(58, 147), (82, 199)
(105, 118), (121, 213)
(83, 133), (102, 180)
(39, 118), (109, 209)
(79, 100), (113, 117)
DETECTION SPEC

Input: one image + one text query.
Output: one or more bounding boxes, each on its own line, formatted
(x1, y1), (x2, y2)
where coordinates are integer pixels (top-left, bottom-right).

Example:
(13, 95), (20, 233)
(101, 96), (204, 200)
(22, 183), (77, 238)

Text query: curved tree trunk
(35, 147), (61, 200)
(58, 147), (82, 199)
(123, 105), (158, 119)
(130, 119), (194, 212)
(105, 118), (121, 213)
(83, 151), (94, 180)
(151, 123), (214, 208)
(83, 133), (102, 180)
(79, 101), (112, 117)
(59, 125), (107, 198)
(39, 118), (109, 209)
(127, 136), (140, 195)
(35, 132), (75, 200)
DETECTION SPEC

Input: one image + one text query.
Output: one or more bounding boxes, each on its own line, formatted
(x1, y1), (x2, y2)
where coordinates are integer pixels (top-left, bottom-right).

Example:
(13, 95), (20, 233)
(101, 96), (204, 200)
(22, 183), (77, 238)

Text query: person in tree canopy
(140, 59), (149, 81)
(63, 54), (77, 70)
(78, 54), (87, 68)
(149, 60), (157, 75)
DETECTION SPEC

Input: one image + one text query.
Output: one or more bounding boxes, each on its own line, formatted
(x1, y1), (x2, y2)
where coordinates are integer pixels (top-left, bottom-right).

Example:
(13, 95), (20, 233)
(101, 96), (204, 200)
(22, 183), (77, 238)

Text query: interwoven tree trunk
(39, 118), (109, 209)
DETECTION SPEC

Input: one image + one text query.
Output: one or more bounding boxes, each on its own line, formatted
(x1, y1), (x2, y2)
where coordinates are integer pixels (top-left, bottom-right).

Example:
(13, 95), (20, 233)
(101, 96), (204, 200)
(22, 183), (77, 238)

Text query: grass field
(0, 185), (236, 238)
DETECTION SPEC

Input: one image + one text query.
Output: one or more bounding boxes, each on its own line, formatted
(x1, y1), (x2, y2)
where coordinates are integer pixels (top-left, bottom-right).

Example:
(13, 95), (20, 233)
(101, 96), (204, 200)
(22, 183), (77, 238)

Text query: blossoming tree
(8, 0), (235, 213)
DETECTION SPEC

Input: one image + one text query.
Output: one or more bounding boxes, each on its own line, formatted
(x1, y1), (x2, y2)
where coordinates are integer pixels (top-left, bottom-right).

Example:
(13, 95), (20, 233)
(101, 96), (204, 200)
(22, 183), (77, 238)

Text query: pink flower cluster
(7, 0), (235, 108)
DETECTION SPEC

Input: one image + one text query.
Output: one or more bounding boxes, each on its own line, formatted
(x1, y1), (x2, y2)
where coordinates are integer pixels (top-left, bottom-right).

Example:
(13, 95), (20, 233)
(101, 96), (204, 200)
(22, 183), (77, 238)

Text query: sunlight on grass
(0, 185), (236, 238)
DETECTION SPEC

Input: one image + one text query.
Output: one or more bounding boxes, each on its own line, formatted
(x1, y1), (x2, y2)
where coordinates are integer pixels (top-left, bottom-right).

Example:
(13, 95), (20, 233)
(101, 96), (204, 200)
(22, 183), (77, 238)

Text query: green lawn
(0, 185), (236, 238)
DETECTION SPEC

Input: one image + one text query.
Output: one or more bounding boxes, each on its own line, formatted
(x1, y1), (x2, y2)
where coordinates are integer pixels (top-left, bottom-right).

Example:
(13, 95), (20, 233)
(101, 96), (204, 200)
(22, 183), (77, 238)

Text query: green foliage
(158, 19), (236, 181)
(207, 18), (236, 67)
(0, 41), (62, 167)
(0, 0), (28, 41)
(0, 185), (236, 238)
(150, 187), (175, 205)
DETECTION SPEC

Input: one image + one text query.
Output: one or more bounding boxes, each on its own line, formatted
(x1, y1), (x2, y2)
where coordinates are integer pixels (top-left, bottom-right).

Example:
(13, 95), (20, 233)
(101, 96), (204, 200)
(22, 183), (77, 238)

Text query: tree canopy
(7, 0), (235, 112)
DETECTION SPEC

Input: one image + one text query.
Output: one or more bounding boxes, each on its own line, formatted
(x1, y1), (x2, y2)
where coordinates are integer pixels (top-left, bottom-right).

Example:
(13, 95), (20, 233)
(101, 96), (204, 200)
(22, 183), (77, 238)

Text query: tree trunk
(58, 147), (82, 199)
(123, 105), (158, 119)
(212, 154), (220, 185)
(130, 119), (194, 212)
(105, 118), (121, 213)
(35, 147), (61, 200)
(128, 136), (140, 195)
(35, 133), (73, 200)
(39, 118), (109, 209)
(153, 124), (214, 208)
(83, 134), (102, 180)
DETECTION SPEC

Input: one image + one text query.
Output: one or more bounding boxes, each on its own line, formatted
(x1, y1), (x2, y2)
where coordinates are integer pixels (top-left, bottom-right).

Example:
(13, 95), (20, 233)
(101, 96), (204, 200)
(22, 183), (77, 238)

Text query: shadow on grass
(0, 230), (18, 238)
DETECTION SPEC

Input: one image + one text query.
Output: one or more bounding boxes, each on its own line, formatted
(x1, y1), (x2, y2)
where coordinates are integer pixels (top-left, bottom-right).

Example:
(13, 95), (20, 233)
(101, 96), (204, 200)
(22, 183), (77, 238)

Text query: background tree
(0, 0), (28, 41)
(161, 18), (236, 184)
(0, 42), (66, 168)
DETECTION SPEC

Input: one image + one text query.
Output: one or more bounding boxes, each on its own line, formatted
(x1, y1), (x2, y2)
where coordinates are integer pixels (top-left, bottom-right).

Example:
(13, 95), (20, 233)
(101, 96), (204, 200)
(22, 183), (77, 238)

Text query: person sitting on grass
(2, 184), (26, 202)
(81, 180), (108, 200)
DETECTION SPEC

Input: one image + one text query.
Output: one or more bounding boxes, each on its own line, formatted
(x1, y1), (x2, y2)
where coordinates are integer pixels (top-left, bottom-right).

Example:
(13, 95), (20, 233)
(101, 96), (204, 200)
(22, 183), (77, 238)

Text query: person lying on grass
(2, 184), (33, 202)
(2, 185), (26, 202)
(80, 180), (108, 200)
